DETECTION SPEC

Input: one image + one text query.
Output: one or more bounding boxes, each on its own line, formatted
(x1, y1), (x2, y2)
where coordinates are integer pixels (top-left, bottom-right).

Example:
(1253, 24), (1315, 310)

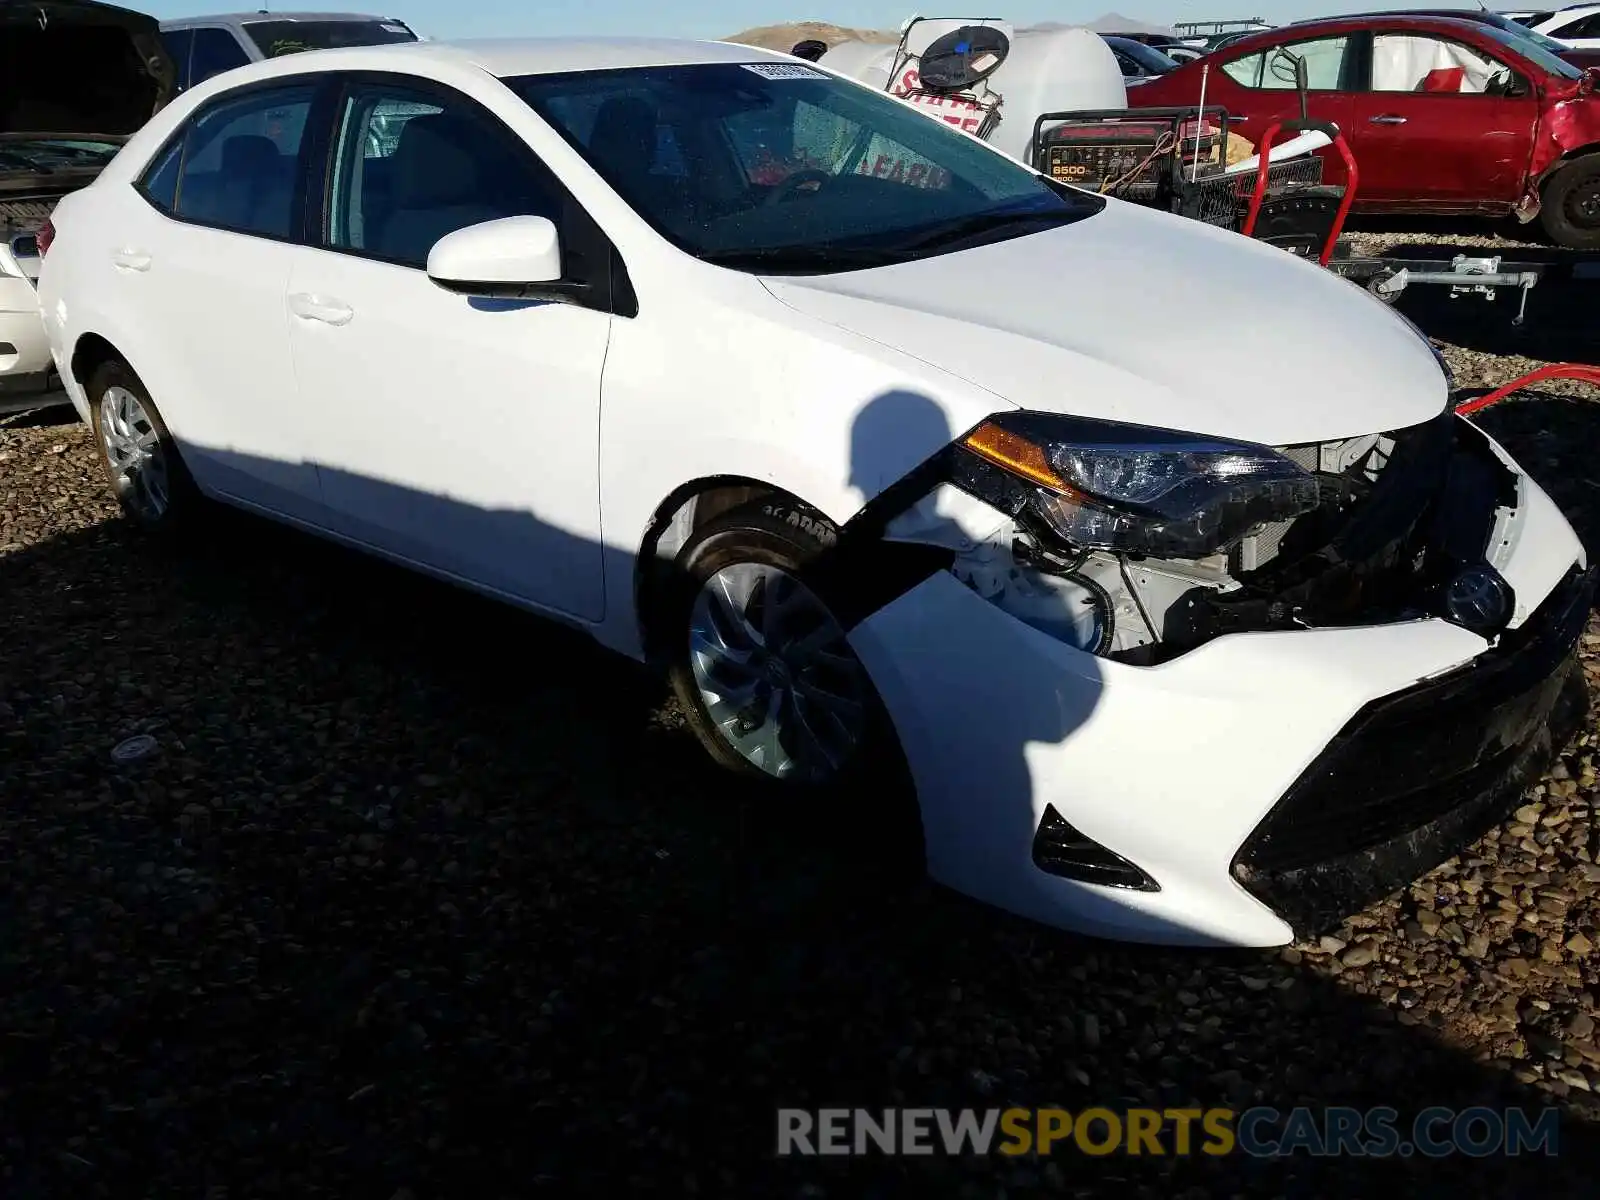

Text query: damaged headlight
(957, 412), (1319, 558)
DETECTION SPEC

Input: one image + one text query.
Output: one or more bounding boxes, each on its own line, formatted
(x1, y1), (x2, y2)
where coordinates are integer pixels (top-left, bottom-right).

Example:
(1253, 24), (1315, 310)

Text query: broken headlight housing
(956, 412), (1320, 559)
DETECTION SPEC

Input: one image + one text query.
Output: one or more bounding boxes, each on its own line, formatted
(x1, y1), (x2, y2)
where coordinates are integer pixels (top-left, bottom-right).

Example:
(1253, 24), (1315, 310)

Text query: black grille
(1232, 564), (1595, 938)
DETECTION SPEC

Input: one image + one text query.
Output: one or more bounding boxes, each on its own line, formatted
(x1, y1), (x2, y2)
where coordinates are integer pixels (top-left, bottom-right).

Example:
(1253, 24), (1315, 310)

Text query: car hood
(761, 199), (1449, 448)
(0, 0), (174, 140)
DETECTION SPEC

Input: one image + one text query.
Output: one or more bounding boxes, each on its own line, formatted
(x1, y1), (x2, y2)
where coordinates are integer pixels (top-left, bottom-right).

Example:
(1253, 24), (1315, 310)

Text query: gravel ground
(4, 225), (1600, 1197)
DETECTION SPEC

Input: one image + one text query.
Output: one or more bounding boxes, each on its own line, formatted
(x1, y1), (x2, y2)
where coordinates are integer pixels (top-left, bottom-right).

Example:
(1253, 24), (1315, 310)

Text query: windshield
(0, 137), (121, 174)
(1114, 40), (1180, 73)
(244, 19), (417, 57)
(1479, 22), (1584, 78)
(1475, 10), (1585, 54)
(506, 62), (1102, 273)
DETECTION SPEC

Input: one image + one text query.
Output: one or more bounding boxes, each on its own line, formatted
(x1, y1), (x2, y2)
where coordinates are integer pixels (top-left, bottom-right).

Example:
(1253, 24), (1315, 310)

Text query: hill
(722, 21), (893, 51)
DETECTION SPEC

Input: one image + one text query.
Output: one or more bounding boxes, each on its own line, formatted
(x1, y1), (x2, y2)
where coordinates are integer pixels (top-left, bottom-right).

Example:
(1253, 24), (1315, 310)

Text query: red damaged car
(1129, 14), (1600, 247)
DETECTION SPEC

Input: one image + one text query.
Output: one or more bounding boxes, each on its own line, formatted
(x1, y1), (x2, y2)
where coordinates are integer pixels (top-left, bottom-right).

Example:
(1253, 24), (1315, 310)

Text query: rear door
(1346, 29), (1540, 208)
(117, 79), (326, 517)
(1204, 33), (1362, 185)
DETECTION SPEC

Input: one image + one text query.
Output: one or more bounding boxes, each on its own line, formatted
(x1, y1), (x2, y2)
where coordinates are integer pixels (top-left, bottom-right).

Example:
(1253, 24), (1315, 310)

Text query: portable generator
(1036, 109), (1225, 203)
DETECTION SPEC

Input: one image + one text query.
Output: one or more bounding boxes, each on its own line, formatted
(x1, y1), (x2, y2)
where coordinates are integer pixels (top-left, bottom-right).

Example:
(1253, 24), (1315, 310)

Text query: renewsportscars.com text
(776, 1105), (1560, 1158)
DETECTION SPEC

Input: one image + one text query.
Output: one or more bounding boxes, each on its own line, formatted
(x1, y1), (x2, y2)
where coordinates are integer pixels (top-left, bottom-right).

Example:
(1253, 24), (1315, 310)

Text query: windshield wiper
(895, 207), (1087, 253)
(698, 245), (910, 273)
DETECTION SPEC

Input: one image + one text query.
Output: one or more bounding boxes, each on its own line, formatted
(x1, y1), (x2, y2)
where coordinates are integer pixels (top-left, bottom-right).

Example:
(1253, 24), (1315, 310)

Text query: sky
(140, 1), (1497, 41)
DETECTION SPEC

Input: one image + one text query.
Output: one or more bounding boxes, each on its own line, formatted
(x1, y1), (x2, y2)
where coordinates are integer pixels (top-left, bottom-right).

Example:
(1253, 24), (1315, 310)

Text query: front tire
(665, 500), (907, 796)
(87, 358), (196, 532)
(1539, 153), (1600, 250)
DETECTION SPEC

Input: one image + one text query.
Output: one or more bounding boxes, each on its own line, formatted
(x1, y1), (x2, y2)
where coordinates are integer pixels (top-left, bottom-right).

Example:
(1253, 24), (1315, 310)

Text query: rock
(1341, 943), (1378, 968)
(1568, 933), (1594, 956)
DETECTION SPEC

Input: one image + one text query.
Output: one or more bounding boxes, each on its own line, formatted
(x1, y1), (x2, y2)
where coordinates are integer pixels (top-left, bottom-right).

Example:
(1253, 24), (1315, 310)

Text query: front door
(1346, 31), (1539, 207)
(284, 77), (612, 622)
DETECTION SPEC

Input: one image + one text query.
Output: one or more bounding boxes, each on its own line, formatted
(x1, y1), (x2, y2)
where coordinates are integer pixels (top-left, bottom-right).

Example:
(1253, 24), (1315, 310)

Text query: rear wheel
(87, 358), (197, 532)
(1540, 153), (1600, 250)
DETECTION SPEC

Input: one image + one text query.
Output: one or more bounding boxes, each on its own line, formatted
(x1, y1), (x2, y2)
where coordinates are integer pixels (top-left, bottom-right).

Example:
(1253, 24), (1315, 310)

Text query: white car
(1, 0), (174, 414)
(36, 37), (1593, 948)
(1523, 3), (1600, 47)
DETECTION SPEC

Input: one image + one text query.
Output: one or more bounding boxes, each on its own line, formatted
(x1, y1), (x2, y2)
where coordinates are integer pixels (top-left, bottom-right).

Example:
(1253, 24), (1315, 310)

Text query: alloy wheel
(688, 562), (870, 782)
(99, 385), (170, 522)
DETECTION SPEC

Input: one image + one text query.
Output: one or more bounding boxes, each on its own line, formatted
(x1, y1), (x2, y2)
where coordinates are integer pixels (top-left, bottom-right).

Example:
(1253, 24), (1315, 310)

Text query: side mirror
(426, 215), (567, 300)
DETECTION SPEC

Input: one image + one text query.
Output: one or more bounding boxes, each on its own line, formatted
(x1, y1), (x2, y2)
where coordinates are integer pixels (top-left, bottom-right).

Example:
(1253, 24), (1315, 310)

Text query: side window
(189, 27), (251, 88)
(1370, 35), (1517, 93)
(170, 85), (315, 238)
(326, 85), (563, 268)
(138, 137), (184, 211)
(159, 29), (194, 92)
(1221, 36), (1354, 89)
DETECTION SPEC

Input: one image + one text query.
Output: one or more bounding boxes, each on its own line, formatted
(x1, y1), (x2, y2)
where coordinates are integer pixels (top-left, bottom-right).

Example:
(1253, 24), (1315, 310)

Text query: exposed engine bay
(879, 409), (1523, 664)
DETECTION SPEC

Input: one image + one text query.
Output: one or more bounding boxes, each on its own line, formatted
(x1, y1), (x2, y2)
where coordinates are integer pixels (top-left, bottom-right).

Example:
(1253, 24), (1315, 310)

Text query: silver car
(157, 11), (419, 93)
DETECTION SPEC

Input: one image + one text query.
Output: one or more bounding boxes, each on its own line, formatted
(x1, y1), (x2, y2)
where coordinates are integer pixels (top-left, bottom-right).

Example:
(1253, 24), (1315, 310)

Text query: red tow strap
(1454, 363), (1600, 417)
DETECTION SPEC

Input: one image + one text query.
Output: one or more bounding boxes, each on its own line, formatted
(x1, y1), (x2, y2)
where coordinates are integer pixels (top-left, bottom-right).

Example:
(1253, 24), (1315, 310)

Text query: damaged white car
(36, 37), (1593, 947)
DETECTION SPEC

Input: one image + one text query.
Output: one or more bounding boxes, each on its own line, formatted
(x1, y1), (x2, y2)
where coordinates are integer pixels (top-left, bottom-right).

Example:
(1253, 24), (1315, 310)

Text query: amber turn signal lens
(962, 421), (1069, 492)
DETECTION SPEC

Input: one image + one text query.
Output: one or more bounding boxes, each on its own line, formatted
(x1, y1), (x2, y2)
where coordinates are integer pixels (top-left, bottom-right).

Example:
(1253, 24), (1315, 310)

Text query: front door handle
(1368, 114), (1408, 125)
(288, 292), (354, 326)
(111, 248), (151, 272)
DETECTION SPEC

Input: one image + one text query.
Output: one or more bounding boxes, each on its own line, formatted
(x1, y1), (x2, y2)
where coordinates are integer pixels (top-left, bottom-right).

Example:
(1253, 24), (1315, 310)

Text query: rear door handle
(1368, 114), (1408, 125)
(112, 248), (151, 272)
(288, 292), (354, 326)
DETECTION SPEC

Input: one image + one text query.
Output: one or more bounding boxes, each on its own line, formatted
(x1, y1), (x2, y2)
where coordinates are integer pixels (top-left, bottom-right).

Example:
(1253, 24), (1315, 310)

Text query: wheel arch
(1537, 141), (1600, 189)
(69, 331), (127, 395)
(633, 475), (821, 665)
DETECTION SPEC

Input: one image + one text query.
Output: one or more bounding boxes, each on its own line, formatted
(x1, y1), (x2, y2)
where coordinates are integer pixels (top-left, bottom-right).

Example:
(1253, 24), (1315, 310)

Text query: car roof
(1212, 12), (1514, 52)
(1324, 8), (1503, 19)
(160, 35), (789, 79)
(160, 12), (408, 29)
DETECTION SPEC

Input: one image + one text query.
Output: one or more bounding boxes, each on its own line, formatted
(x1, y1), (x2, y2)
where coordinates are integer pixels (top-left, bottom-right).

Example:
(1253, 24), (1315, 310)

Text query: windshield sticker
(740, 62), (827, 80)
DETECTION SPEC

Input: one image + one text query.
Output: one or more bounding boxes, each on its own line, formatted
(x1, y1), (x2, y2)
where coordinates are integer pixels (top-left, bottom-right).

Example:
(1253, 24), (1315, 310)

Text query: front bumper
(847, 435), (1588, 948)
(1234, 563), (1593, 939)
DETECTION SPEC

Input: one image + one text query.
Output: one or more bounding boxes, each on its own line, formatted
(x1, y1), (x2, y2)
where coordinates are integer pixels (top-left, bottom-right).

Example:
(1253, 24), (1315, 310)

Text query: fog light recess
(1032, 805), (1159, 892)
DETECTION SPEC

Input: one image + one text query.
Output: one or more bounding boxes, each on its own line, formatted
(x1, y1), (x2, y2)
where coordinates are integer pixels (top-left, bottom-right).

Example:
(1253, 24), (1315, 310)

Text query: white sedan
(37, 36), (1593, 947)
